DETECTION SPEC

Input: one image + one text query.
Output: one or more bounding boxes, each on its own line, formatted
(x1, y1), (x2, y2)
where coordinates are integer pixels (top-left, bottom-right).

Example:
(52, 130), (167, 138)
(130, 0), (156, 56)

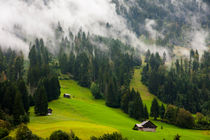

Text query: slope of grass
(24, 70), (210, 140)
(130, 68), (164, 110)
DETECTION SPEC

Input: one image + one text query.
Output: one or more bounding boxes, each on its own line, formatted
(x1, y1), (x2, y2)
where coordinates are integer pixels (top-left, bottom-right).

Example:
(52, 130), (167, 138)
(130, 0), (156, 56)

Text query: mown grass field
(25, 68), (210, 140)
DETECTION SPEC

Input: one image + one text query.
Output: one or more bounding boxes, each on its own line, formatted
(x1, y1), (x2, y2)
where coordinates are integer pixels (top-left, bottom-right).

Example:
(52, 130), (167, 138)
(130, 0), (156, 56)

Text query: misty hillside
(0, 0), (209, 57)
(0, 0), (210, 140)
(113, 0), (210, 48)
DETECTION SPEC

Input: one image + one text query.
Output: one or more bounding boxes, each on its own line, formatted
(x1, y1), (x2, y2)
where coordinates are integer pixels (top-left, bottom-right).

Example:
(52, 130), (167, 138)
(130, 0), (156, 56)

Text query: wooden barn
(63, 93), (71, 98)
(133, 120), (157, 132)
(48, 108), (53, 115)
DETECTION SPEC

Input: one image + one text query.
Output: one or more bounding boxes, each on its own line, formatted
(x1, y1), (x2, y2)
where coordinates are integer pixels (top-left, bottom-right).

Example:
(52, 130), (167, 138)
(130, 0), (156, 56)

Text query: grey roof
(135, 120), (150, 128)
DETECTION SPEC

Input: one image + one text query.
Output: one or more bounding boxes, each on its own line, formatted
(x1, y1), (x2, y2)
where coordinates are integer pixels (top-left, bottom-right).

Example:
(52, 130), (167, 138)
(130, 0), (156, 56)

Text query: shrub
(90, 132), (127, 140)
(90, 82), (102, 99)
(164, 105), (177, 124)
(176, 108), (194, 129)
(0, 128), (9, 139)
(174, 134), (181, 140)
(16, 124), (40, 140)
(50, 130), (80, 140)
(50, 130), (70, 140)
(69, 130), (80, 140)
(0, 136), (13, 140)
(0, 120), (11, 130)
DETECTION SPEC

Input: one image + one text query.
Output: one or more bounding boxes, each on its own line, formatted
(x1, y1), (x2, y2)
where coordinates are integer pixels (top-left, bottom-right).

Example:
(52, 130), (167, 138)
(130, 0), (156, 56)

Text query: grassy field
(23, 68), (210, 140)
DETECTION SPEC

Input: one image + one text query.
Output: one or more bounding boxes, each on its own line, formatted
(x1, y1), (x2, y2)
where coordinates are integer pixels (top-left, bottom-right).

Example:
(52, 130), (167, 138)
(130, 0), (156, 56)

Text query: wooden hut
(133, 120), (157, 132)
(63, 93), (71, 98)
(48, 108), (53, 115)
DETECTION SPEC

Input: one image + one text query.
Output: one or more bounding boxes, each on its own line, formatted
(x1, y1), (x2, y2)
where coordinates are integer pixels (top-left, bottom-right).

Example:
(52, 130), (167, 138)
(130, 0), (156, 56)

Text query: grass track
(24, 69), (210, 140)
(130, 68), (165, 111)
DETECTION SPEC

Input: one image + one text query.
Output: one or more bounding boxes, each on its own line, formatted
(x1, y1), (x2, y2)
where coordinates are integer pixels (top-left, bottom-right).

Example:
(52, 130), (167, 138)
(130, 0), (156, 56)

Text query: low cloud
(0, 0), (208, 60)
(145, 19), (163, 40)
(0, 0), (172, 57)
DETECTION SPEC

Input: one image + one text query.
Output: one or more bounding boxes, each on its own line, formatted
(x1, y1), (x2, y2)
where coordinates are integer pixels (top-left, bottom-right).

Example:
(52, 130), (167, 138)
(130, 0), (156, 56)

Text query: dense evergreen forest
(0, 48), (29, 126)
(57, 28), (141, 108)
(0, 39), (60, 128)
(142, 50), (210, 116)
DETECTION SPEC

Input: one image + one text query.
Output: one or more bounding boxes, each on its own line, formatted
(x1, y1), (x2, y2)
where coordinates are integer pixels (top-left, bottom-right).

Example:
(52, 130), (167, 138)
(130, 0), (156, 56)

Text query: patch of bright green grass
(24, 71), (210, 140)
(130, 68), (164, 110)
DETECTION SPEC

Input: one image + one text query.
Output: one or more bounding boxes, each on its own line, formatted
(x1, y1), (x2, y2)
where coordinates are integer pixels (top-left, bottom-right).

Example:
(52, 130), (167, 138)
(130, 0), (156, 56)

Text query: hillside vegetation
(23, 70), (210, 140)
(130, 68), (164, 110)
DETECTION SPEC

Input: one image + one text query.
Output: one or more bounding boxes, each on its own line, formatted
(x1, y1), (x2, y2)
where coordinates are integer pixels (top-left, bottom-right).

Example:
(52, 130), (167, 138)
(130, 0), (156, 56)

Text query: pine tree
(121, 90), (130, 113)
(150, 98), (159, 120)
(34, 84), (48, 116)
(163, 51), (166, 64)
(17, 79), (29, 112)
(128, 91), (144, 120)
(51, 75), (61, 100)
(2, 83), (16, 114)
(14, 54), (24, 80)
(135, 91), (144, 120)
(78, 53), (90, 87)
(28, 39), (50, 87)
(105, 77), (119, 108)
(144, 105), (149, 119)
(160, 104), (165, 119)
(13, 92), (25, 125)
(145, 50), (151, 63)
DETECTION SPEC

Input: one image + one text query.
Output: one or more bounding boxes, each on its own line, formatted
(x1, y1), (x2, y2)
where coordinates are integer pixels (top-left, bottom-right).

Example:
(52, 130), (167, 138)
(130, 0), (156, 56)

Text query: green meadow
(23, 68), (210, 140)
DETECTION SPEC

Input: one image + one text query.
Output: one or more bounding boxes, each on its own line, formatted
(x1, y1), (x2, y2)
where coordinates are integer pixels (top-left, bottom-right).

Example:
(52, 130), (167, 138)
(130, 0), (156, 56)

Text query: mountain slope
(113, 0), (210, 49)
(130, 68), (164, 111)
(18, 76), (210, 140)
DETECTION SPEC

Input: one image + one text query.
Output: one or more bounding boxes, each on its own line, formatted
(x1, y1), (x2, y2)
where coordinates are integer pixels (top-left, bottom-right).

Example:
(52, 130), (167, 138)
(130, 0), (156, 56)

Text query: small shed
(63, 93), (71, 98)
(48, 108), (53, 115)
(133, 120), (157, 132)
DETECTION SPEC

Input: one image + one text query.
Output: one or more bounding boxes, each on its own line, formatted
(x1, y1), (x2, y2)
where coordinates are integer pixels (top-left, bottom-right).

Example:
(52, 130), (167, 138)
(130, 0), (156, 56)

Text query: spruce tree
(13, 92), (25, 125)
(121, 90), (130, 113)
(128, 91), (144, 120)
(17, 79), (29, 112)
(105, 78), (119, 108)
(144, 105), (149, 119)
(160, 104), (165, 119)
(34, 84), (48, 116)
(135, 91), (144, 120)
(51, 75), (61, 100)
(150, 98), (159, 120)
(2, 83), (16, 114)
(14, 54), (24, 80)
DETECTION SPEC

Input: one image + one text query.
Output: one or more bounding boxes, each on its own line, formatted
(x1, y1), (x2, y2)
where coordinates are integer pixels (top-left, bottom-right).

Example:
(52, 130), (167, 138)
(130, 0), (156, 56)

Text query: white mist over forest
(0, 0), (209, 57)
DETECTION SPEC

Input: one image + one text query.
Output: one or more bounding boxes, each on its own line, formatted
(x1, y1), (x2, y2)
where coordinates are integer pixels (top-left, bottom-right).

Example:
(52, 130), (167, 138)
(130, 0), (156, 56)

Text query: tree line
(0, 123), (127, 140)
(0, 48), (29, 126)
(142, 50), (210, 115)
(149, 98), (210, 129)
(121, 88), (148, 121)
(141, 50), (210, 129)
(28, 39), (61, 116)
(0, 39), (61, 127)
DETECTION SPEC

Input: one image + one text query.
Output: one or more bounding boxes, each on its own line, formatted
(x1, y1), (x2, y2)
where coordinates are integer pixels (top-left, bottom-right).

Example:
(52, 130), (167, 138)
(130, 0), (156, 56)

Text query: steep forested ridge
(112, 0), (210, 47)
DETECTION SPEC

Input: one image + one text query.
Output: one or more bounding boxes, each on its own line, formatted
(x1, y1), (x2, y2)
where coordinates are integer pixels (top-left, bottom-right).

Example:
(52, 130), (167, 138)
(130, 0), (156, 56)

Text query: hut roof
(135, 120), (157, 128)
